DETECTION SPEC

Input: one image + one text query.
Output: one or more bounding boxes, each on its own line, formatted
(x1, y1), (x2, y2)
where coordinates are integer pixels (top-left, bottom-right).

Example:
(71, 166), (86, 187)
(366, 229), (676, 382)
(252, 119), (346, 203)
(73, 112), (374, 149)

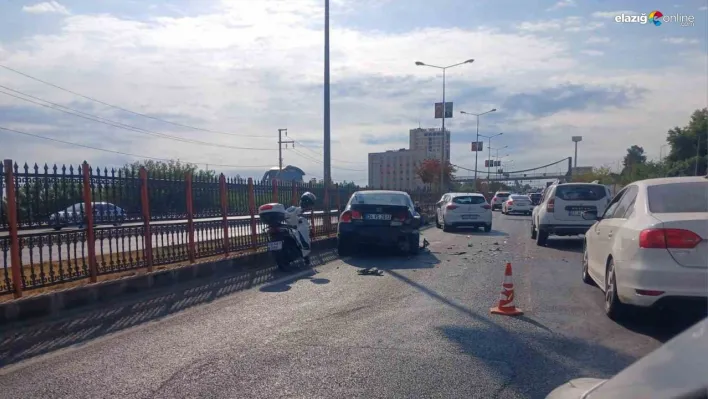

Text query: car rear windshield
(647, 182), (708, 213)
(452, 196), (486, 205)
(496, 193), (510, 198)
(351, 193), (411, 207)
(511, 195), (529, 201)
(554, 185), (607, 201)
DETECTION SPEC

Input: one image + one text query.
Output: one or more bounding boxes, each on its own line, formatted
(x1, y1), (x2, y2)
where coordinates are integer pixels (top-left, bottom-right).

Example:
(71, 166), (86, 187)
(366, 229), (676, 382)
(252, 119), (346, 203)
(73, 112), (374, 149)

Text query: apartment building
(409, 127), (450, 161)
(368, 149), (427, 191)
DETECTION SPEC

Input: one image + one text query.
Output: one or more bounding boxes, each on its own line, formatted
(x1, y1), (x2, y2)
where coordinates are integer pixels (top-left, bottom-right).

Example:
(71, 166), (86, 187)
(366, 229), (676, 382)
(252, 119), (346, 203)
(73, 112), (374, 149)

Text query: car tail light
(639, 228), (702, 249)
(446, 204), (458, 210)
(508, 201), (514, 206)
(340, 211), (352, 223)
(547, 198), (555, 212)
(351, 210), (363, 220)
(259, 204), (273, 212)
(483, 204), (491, 209)
(392, 211), (409, 222)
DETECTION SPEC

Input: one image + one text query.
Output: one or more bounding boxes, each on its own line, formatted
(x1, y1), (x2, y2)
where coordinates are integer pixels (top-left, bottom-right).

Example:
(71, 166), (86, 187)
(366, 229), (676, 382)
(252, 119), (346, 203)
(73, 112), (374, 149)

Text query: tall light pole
(415, 59), (475, 193)
(323, 0), (331, 186)
(491, 145), (508, 180)
(571, 136), (582, 169)
(479, 132), (503, 184)
(461, 109), (496, 188)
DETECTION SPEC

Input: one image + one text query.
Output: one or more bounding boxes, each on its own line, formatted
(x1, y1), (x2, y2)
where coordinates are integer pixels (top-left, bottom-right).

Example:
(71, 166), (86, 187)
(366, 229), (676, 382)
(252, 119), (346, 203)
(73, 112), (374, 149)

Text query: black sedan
(337, 190), (422, 256)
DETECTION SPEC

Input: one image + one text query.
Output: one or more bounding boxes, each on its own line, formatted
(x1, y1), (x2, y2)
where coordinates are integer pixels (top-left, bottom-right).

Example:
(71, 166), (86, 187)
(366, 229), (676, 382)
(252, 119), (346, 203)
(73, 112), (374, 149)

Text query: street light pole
(571, 136), (582, 169)
(479, 132), (503, 186)
(460, 109), (496, 189)
(415, 59), (475, 194)
(323, 0), (331, 186)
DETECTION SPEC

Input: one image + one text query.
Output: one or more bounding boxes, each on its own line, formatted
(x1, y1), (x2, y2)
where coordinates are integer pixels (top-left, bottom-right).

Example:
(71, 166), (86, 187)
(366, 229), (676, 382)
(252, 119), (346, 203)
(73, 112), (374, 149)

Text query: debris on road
(358, 268), (384, 276)
(450, 251), (467, 256)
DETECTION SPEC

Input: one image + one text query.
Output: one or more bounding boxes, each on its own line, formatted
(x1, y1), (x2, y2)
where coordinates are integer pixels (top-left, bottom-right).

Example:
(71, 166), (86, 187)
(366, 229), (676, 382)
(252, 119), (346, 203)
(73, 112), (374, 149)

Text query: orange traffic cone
(490, 263), (523, 316)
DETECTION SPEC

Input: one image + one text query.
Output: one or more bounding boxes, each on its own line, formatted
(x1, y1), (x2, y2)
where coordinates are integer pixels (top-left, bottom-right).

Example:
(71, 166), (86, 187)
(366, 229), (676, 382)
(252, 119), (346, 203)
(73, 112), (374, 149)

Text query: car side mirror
(582, 210), (600, 221)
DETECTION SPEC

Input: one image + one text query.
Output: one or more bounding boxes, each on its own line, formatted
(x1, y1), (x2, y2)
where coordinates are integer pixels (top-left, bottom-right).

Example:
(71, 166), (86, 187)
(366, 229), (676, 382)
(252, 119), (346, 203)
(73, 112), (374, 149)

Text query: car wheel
(605, 259), (626, 320)
(435, 215), (442, 229)
(442, 222), (452, 232)
(582, 241), (595, 285)
(484, 224), (492, 233)
(530, 221), (537, 239)
(536, 228), (548, 246)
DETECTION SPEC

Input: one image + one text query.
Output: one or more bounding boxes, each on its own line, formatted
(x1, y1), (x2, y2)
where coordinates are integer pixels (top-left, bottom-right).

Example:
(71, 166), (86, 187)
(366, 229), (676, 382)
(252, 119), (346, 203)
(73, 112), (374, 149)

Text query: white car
(435, 192), (492, 232)
(502, 194), (533, 215)
(581, 176), (708, 320)
(491, 191), (511, 211)
(532, 182), (612, 246)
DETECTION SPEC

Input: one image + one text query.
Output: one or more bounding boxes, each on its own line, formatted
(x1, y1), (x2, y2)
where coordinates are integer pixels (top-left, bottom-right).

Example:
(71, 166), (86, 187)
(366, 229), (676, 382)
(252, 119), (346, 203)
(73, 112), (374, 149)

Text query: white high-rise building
(409, 127), (450, 161)
(367, 127), (450, 190)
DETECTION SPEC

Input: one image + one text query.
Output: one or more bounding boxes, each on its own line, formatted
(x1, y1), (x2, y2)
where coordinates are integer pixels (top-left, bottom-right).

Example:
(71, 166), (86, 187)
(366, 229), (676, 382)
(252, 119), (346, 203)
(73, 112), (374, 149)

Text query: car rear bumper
(506, 207), (532, 213)
(615, 256), (708, 307)
(539, 223), (592, 236)
(338, 224), (418, 246)
(445, 212), (492, 225)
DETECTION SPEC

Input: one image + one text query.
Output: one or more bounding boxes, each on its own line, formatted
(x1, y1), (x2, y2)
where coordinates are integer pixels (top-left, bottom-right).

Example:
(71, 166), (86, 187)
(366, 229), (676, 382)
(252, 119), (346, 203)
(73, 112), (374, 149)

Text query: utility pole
(323, 0), (332, 186)
(278, 128), (294, 179)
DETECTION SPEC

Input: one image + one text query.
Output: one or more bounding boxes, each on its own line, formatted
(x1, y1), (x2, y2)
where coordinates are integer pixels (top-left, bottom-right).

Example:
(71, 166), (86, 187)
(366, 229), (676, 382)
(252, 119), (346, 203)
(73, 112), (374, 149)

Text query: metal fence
(1, 159), (438, 297)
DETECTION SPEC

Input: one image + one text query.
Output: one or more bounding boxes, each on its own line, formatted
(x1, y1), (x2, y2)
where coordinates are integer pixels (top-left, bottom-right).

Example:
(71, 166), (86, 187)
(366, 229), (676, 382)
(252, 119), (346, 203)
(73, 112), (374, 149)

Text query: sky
(0, 0), (706, 186)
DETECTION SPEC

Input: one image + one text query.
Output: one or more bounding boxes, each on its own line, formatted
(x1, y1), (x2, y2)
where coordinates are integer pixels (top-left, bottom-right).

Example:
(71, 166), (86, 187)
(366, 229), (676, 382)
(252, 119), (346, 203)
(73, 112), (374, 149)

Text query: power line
(288, 137), (366, 165)
(0, 63), (271, 138)
(288, 147), (366, 172)
(0, 85), (276, 151)
(0, 125), (272, 169)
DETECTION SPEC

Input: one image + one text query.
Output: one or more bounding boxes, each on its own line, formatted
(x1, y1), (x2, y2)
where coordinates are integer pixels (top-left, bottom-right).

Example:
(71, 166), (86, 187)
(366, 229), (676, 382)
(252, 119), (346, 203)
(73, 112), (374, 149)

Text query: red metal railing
(0, 159), (438, 298)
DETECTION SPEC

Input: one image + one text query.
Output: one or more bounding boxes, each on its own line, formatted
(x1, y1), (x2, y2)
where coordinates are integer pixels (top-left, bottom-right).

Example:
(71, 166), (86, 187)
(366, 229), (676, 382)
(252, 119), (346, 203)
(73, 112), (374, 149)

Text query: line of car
(530, 177), (707, 322)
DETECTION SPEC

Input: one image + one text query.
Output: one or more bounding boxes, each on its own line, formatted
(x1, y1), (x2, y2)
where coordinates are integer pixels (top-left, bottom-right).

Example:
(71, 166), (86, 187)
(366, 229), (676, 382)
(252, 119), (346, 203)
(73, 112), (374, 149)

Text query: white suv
(435, 192), (493, 232)
(531, 182), (611, 246)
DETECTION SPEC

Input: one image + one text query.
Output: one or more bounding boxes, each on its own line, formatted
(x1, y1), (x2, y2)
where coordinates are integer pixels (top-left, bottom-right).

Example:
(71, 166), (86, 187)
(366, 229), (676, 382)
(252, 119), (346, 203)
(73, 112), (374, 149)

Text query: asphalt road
(0, 212), (702, 398)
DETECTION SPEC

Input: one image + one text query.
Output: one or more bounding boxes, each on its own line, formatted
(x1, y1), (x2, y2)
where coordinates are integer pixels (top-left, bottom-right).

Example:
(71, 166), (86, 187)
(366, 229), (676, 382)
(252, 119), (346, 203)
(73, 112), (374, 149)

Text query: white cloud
(518, 17), (603, 33)
(580, 50), (604, 56)
(22, 1), (70, 15)
(700, 6), (708, 11)
(585, 36), (610, 44)
(591, 10), (638, 18)
(1, 0), (706, 184)
(662, 37), (700, 45)
(547, 0), (575, 11)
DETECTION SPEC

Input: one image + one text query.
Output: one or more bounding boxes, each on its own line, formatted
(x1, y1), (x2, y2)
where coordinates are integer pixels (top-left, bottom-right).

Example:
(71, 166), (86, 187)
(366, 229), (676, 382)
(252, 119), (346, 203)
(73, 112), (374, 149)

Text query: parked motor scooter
(258, 192), (317, 271)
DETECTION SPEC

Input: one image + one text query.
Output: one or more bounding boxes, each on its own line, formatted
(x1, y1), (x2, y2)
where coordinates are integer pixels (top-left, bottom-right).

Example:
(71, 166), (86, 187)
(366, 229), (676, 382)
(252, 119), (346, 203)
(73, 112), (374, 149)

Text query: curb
(0, 237), (337, 325)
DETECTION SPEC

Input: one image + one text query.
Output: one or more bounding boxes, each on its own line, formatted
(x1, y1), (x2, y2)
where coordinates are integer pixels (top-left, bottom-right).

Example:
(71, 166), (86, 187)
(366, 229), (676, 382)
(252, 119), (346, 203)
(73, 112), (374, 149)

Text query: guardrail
(1, 159), (439, 298)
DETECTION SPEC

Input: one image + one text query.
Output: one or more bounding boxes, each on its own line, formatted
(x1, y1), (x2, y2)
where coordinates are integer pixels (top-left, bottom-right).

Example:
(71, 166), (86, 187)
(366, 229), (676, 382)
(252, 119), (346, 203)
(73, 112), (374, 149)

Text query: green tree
(622, 145), (647, 172)
(666, 108), (708, 176)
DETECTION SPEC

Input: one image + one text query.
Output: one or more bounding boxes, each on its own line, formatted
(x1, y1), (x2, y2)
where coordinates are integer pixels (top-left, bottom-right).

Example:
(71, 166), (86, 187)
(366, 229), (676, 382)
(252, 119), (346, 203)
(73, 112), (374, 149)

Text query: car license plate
(267, 241), (283, 251)
(569, 210), (582, 216)
(462, 215), (478, 220)
(365, 214), (391, 220)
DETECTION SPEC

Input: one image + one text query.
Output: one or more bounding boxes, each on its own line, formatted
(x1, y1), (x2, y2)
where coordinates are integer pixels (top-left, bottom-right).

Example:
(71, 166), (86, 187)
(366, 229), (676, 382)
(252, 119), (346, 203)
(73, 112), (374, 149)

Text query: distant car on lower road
(337, 190), (422, 256)
(581, 176), (708, 321)
(491, 191), (511, 211)
(50, 202), (126, 230)
(530, 192), (542, 206)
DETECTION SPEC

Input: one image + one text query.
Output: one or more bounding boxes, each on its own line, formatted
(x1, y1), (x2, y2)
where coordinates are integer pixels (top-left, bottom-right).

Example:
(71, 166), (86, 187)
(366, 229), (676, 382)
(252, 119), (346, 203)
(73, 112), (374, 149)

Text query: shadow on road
(615, 307), (706, 343)
(447, 228), (509, 237)
(0, 249), (338, 367)
(544, 237), (584, 254)
(340, 248), (440, 270)
(259, 271), (331, 293)
(382, 269), (639, 397)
